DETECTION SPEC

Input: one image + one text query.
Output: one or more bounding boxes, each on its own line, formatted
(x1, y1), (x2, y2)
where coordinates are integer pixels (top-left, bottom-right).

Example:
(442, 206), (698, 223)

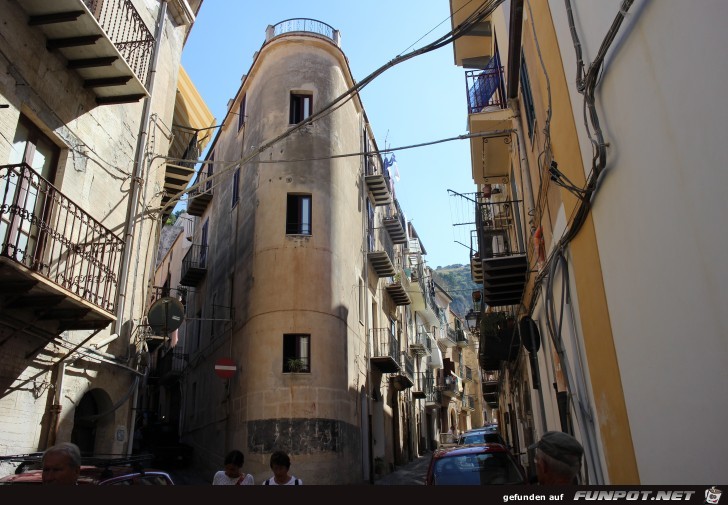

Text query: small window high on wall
(286, 194), (311, 235)
(290, 92), (312, 124)
(283, 334), (310, 373)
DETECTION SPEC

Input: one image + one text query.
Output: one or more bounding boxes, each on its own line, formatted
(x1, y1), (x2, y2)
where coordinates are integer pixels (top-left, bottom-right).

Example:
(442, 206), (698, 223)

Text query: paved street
(373, 452), (431, 485)
(168, 452), (432, 485)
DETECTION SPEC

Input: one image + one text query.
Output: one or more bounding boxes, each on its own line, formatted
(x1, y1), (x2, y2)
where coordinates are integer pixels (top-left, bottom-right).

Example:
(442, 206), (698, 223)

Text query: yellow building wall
(523, 0), (638, 483)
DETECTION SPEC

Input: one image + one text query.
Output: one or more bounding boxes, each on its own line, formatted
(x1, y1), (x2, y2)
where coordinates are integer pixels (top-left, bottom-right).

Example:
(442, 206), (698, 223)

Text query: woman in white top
(212, 450), (254, 485)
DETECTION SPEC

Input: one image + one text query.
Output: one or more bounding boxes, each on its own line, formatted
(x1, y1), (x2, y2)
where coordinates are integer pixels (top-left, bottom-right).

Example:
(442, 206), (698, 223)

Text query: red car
(425, 443), (527, 485)
(0, 455), (175, 485)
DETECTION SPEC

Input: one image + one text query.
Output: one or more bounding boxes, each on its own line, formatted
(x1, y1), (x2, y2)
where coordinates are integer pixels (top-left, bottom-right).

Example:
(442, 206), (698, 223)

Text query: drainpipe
(510, 98), (536, 230)
(122, 0), (168, 456)
(47, 362), (66, 448)
(116, 1), (167, 336)
(362, 123), (374, 484)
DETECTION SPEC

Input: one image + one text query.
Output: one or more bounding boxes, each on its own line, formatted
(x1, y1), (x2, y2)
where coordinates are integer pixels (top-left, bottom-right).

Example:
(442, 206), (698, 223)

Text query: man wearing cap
(530, 431), (584, 485)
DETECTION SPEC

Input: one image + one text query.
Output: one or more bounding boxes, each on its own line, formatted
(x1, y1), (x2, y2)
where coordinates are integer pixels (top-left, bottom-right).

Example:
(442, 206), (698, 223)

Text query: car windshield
(432, 452), (524, 485)
(458, 432), (505, 445)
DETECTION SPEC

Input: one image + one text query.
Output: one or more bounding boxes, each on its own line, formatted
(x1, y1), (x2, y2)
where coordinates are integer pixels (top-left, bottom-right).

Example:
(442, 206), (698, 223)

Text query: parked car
(425, 443), (527, 485)
(0, 454), (175, 485)
(457, 429), (508, 447)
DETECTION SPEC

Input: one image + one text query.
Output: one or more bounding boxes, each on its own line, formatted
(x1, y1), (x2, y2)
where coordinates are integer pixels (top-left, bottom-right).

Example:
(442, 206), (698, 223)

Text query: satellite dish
(519, 316), (541, 354)
(147, 296), (185, 334)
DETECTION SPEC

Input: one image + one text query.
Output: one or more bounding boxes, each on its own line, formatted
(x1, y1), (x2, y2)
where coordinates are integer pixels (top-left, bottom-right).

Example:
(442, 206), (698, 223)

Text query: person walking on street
(42, 442), (81, 485)
(213, 449), (254, 485)
(529, 431), (584, 485)
(262, 450), (302, 485)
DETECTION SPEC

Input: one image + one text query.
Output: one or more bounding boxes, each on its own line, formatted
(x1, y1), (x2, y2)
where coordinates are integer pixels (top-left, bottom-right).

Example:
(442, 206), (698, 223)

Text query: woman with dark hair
(262, 450), (302, 485)
(212, 450), (254, 485)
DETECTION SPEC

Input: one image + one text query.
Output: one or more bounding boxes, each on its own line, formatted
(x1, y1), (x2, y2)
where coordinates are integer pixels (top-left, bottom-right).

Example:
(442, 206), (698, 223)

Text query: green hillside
(431, 264), (480, 319)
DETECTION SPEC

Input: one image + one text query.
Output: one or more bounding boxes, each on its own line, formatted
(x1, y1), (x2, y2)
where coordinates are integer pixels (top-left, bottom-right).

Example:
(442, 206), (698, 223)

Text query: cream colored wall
(182, 33), (370, 484)
(549, 0), (728, 484)
(0, 0), (189, 460)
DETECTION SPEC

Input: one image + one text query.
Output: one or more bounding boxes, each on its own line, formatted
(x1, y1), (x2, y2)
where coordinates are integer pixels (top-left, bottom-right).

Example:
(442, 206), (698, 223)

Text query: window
(283, 334), (310, 373)
(200, 219), (208, 266)
(231, 166), (240, 207)
(519, 52), (536, 139)
(1, 116), (60, 265)
(290, 92), (312, 124)
(238, 95), (246, 131)
(359, 278), (365, 325)
(286, 194), (311, 235)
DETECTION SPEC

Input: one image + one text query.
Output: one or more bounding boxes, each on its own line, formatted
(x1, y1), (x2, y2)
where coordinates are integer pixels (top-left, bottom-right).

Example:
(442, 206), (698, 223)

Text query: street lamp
(465, 309), (479, 333)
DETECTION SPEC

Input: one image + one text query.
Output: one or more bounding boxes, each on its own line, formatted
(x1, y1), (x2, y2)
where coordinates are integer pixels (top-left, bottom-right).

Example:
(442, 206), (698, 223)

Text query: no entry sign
(214, 357), (236, 379)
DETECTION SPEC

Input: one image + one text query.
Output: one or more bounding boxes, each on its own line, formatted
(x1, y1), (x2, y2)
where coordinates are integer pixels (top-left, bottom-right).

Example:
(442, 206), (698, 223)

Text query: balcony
(409, 328), (432, 356)
(412, 371), (432, 400)
(437, 324), (455, 349)
(382, 199), (407, 244)
(465, 66), (513, 185)
(470, 251), (483, 284)
(0, 163), (121, 338)
(367, 228), (395, 278)
(385, 276), (410, 306)
(425, 388), (441, 408)
(479, 311), (521, 370)
(161, 68), (215, 220)
(186, 167), (213, 216)
(465, 394), (475, 410)
(449, 0), (493, 68)
(155, 348), (187, 385)
(179, 244), (207, 287)
(267, 18), (340, 47)
(455, 327), (468, 347)
(390, 353), (414, 391)
(364, 154), (392, 206)
(437, 374), (460, 398)
(476, 198), (528, 307)
(18, 0), (154, 104)
(370, 328), (400, 373)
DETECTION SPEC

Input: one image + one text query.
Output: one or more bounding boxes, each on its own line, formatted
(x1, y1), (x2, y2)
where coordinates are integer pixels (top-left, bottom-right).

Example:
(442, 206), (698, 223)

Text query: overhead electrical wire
(153, 0), (506, 217)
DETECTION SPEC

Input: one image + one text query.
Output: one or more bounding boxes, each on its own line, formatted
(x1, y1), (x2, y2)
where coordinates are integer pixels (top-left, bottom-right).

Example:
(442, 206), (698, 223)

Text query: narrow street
(374, 452), (431, 485)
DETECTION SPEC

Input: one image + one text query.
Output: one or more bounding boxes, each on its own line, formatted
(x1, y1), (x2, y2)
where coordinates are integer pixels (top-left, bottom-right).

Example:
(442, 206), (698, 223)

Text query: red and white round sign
(214, 357), (236, 379)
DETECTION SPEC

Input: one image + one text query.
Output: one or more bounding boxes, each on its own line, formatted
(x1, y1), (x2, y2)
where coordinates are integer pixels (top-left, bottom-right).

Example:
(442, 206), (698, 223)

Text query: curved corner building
(181, 19), (382, 484)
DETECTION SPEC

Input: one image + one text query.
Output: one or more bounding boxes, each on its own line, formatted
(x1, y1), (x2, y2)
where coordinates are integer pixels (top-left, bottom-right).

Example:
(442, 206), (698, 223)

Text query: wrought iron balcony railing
(0, 163), (123, 313)
(269, 18), (338, 44)
(466, 67), (507, 114)
(84, 0), (154, 85)
(370, 328), (400, 374)
(155, 348), (187, 383)
(179, 244), (208, 287)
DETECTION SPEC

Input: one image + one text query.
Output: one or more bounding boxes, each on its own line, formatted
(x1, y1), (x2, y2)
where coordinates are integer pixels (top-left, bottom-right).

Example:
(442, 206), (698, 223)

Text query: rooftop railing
(269, 18), (338, 43)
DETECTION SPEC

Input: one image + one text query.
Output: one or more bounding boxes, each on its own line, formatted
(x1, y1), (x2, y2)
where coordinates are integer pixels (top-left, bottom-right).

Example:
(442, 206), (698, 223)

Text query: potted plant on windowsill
(287, 358), (307, 373)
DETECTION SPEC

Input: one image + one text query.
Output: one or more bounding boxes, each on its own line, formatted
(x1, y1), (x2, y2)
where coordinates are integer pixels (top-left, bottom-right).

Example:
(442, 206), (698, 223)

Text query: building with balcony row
(448, 0), (728, 484)
(0, 0), (212, 469)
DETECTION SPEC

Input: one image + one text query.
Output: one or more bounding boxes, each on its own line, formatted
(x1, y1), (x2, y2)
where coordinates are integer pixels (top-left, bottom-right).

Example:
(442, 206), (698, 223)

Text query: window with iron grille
(283, 334), (310, 373)
(290, 92), (312, 124)
(286, 194), (311, 235)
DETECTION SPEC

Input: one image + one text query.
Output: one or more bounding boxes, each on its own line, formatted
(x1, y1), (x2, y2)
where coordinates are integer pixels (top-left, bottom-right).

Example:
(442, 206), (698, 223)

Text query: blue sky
(180, 1), (477, 269)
